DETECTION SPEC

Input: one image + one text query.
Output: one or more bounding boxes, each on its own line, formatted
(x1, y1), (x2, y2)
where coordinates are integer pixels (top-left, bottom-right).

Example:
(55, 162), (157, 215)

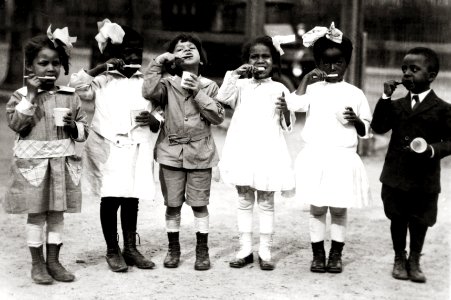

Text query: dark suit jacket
(371, 90), (451, 193)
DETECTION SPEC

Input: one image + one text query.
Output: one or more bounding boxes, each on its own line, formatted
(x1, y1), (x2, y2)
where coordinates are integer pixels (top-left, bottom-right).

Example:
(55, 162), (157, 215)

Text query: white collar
(411, 89), (431, 103)
(17, 85), (75, 96)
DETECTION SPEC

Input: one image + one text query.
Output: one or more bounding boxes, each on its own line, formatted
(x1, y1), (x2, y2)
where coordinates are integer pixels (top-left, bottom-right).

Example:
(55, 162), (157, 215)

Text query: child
(4, 26), (88, 284)
(142, 33), (224, 270)
(69, 20), (160, 272)
(286, 23), (372, 273)
(371, 47), (451, 283)
(216, 35), (295, 271)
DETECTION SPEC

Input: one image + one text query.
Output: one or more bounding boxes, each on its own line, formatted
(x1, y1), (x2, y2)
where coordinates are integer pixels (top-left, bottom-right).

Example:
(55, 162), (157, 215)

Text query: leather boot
(46, 244), (75, 282)
(326, 240), (344, 273)
(29, 246), (53, 284)
(164, 232), (181, 268)
(106, 246), (128, 272)
(194, 232), (210, 271)
(408, 251), (426, 283)
(392, 250), (408, 280)
(310, 241), (326, 273)
(122, 232), (155, 269)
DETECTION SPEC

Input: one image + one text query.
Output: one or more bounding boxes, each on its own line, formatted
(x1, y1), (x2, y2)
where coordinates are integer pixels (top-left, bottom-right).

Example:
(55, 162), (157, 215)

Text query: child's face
(120, 41), (143, 78)
(401, 54), (435, 93)
(28, 47), (61, 83)
(174, 40), (201, 68)
(249, 44), (273, 79)
(318, 48), (347, 83)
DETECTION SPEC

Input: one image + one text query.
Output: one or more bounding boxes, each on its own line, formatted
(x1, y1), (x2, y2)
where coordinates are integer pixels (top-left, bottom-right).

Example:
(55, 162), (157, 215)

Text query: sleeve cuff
(429, 145), (435, 158)
(382, 93), (390, 99)
(73, 121), (86, 142)
(15, 97), (36, 116)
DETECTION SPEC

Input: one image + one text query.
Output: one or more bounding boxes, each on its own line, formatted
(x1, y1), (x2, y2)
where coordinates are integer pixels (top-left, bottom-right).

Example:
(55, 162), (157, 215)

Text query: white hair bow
(272, 34), (296, 55)
(95, 19), (125, 53)
(46, 25), (77, 56)
(302, 22), (343, 48)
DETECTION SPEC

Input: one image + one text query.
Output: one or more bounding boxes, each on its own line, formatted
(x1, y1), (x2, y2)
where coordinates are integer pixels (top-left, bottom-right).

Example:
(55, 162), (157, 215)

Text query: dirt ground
(0, 87), (450, 300)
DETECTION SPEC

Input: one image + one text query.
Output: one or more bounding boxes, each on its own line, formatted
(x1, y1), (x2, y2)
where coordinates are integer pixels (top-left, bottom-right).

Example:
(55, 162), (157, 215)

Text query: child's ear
(428, 71), (437, 82)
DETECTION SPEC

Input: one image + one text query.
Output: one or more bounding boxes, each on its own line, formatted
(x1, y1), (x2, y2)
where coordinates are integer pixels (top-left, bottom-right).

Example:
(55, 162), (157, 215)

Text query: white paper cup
(181, 71), (194, 89)
(410, 137), (428, 153)
(53, 108), (70, 126)
(130, 109), (146, 127)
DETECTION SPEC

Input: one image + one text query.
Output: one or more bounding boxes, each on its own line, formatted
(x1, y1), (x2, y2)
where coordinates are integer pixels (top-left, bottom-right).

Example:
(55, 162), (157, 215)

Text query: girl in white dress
(217, 36), (295, 270)
(287, 23), (372, 273)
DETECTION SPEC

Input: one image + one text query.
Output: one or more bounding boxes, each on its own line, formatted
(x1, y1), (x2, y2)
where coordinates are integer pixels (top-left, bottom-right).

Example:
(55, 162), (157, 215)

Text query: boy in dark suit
(371, 47), (451, 283)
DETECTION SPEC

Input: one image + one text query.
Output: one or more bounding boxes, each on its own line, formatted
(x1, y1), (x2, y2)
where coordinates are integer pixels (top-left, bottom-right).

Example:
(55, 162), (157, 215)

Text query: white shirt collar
(411, 89), (431, 103)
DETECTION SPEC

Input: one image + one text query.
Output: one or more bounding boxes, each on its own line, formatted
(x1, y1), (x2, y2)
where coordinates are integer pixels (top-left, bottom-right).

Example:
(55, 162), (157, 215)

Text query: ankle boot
(230, 232), (253, 268)
(164, 232), (181, 268)
(310, 241), (326, 273)
(46, 244), (75, 282)
(392, 250), (408, 280)
(194, 232), (210, 271)
(106, 246), (128, 272)
(29, 246), (53, 284)
(408, 251), (426, 283)
(122, 232), (155, 269)
(326, 240), (344, 273)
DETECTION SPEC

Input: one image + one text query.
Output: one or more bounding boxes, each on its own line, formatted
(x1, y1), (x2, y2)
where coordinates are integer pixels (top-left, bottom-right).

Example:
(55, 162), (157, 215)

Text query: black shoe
(122, 232), (155, 269)
(326, 241), (344, 273)
(229, 253), (254, 268)
(258, 256), (275, 271)
(46, 244), (75, 282)
(164, 232), (181, 268)
(194, 232), (210, 271)
(392, 251), (408, 280)
(310, 241), (326, 273)
(408, 252), (426, 283)
(29, 246), (53, 285)
(106, 247), (128, 272)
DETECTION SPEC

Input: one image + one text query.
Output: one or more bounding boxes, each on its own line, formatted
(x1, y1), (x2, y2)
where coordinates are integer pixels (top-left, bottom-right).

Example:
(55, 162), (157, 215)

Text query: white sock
(237, 197), (253, 233)
(309, 211), (327, 243)
(46, 211), (64, 244)
(236, 232), (253, 259)
(26, 223), (44, 247)
(331, 208), (347, 242)
(258, 201), (274, 235)
(258, 233), (273, 261)
(194, 215), (209, 234)
(166, 213), (181, 233)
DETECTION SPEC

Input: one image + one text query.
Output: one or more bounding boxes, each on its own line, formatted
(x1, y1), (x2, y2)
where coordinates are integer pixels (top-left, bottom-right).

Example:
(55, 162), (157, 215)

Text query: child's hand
(105, 58), (124, 70)
(306, 68), (328, 83)
(25, 74), (41, 103)
(134, 111), (160, 132)
(182, 72), (200, 94)
(275, 92), (288, 113)
(156, 52), (184, 66)
(383, 80), (400, 97)
(63, 111), (76, 130)
(233, 64), (254, 77)
(343, 107), (360, 123)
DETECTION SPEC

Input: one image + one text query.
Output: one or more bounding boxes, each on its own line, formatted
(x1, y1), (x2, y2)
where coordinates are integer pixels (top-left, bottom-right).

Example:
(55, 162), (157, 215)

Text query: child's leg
(309, 205), (328, 273)
(407, 221), (428, 283)
(46, 211), (74, 282)
(160, 164), (185, 268)
(229, 186), (255, 268)
(257, 190), (275, 270)
(327, 207), (346, 273)
(120, 198), (155, 269)
(27, 213), (53, 284)
(100, 197), (127, 272)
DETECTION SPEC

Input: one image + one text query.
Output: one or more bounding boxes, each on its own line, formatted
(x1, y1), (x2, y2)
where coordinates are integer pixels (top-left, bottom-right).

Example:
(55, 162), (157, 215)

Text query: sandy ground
(0, 72), (450, 300)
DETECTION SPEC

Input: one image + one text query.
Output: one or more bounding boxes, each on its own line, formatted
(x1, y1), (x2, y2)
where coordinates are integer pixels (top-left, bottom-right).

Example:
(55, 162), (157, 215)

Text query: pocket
(16, 158), (49, 187)
(66, 155), (82, 186)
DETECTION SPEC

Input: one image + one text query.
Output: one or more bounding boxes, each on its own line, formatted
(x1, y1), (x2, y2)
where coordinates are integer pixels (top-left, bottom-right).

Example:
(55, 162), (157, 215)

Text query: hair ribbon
(302, 22), (343, 48)
(46, 25), (77, 56)
(272, 34), (296, 55)
(95, 19), (125, 53)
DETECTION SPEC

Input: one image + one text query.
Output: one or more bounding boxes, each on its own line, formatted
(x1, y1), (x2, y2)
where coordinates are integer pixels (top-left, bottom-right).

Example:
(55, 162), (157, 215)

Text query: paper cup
(53, 108), (70, 126)
(130, 109), (146, 127)
(410, 137), (428, 153)
(181, 71), (194, 89)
